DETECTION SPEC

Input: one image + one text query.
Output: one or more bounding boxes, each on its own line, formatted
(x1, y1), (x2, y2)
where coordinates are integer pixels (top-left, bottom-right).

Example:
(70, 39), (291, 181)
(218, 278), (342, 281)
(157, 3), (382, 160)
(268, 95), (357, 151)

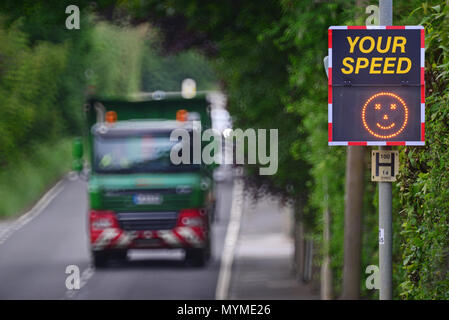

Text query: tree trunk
(321, 207), (333, 299)
(294, 216), (306, 282)
(341, 146), (365, 299)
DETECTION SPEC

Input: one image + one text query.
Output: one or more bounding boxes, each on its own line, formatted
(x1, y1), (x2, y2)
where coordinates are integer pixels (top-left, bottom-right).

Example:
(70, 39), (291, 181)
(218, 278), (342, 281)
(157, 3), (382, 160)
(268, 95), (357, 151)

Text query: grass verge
(0, 139), (72, 219)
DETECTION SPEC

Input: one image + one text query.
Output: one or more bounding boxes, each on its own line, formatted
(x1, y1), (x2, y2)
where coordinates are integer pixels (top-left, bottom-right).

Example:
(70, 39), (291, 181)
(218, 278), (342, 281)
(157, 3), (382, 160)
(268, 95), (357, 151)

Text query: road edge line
(0, 177), (66, 245)
(215, 178), (244, 300)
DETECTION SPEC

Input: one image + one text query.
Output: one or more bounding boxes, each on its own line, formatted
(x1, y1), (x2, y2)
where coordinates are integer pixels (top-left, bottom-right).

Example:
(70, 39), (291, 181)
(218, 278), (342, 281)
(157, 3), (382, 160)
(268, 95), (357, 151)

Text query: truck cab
(76, 94), (216, 267)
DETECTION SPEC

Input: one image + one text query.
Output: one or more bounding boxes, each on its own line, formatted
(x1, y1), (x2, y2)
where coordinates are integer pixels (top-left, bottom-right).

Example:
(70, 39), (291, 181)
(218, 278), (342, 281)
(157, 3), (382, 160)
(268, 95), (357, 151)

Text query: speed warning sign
(328, 26), (425, 146)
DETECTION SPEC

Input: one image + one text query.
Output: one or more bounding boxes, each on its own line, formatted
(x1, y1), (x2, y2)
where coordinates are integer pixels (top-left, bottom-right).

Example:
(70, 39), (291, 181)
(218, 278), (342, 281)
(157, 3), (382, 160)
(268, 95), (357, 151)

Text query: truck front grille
(117, 212), (178, 231)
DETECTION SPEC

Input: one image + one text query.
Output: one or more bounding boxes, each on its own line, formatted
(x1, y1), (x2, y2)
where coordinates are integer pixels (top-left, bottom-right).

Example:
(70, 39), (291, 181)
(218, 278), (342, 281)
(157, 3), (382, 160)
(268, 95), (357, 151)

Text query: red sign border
(328, 25), (425, 146)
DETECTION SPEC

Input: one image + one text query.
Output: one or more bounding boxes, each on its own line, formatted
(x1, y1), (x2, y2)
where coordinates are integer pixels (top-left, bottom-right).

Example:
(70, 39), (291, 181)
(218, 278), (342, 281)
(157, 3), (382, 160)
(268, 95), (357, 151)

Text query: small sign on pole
(371, 150), (399, 182)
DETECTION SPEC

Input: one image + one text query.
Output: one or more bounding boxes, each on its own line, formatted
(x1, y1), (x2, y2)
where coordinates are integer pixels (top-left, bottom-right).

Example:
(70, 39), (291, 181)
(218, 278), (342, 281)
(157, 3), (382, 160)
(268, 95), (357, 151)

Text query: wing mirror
(72, 137), (84, 172)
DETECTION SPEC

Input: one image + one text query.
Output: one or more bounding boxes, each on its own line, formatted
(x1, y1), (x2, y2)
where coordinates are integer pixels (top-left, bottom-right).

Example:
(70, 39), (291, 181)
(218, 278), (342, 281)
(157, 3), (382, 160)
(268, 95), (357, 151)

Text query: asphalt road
(0, 176), (233, 300)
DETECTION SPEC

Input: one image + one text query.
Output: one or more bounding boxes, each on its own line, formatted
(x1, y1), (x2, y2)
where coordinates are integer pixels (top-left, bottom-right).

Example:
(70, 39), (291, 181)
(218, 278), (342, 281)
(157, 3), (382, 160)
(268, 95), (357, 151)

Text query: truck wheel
(92, 250), (127, 268)
(92, 251), (109, 268)
(112, 249), (128, 264)
(185, 237), (211, 267)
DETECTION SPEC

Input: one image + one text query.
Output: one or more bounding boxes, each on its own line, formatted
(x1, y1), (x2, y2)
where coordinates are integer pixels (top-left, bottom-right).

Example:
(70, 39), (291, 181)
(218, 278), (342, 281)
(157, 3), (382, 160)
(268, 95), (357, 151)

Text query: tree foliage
(0, 1), (217, 220)
(397, 1), (449, 299)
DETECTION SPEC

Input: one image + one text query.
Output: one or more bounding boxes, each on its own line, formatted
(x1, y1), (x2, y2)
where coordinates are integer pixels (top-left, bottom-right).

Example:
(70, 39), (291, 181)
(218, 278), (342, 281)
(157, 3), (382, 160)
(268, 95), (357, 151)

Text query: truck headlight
(181, 217), (204, 227)
(92, 218), (113, 230)
(89, 210), (117, 231)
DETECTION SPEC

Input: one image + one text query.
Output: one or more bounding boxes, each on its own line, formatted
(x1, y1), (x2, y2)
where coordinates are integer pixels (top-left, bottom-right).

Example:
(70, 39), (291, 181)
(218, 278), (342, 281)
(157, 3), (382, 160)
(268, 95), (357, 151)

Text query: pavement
(0, 173), (318, 300)
(228, 193), (319, 300)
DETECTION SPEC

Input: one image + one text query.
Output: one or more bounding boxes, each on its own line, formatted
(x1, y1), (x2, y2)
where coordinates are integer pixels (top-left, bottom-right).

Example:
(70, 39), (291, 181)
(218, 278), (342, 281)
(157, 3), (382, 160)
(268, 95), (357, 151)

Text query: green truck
(73, 93), (216, 268)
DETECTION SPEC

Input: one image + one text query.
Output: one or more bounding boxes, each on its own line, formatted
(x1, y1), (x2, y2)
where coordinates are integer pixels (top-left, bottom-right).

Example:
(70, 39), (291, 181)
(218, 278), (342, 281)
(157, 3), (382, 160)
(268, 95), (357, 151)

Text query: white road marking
(215, 178), (244, 300)
(0, 173), (98, 300)
(0, 175), (95, 301)
(0, 178), (66, 245)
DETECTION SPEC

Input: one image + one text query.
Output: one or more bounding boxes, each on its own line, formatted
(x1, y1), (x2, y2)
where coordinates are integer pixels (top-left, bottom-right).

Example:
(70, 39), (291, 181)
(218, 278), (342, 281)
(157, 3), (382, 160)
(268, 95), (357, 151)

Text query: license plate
(133, 193), (163, 205)
(134, 238), (163, 248)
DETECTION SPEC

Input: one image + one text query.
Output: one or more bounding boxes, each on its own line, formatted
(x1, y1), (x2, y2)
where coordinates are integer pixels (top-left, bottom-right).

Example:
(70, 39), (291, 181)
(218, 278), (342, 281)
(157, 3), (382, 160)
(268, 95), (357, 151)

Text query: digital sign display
(328, 26), (425, 146)
(361, 92), (408, 139)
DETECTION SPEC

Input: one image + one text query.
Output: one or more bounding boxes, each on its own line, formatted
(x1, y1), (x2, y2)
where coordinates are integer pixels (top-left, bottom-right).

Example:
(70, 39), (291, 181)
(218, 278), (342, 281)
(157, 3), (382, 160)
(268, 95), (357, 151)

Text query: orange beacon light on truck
(176, 109), (188, 122)
(105, 110), (117, 123)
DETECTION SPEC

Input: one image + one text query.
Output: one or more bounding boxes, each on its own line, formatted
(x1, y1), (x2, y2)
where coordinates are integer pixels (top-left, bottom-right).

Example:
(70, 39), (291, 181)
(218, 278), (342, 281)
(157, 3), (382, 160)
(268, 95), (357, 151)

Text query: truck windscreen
(93, 132), (199, 173)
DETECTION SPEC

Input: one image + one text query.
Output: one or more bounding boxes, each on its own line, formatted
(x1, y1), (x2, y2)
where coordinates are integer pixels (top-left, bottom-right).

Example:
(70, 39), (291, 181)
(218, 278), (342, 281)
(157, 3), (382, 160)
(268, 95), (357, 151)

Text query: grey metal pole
(378, 168), (392, 299)
(378, 0), (393, 300)
(379, 0), (393, 26)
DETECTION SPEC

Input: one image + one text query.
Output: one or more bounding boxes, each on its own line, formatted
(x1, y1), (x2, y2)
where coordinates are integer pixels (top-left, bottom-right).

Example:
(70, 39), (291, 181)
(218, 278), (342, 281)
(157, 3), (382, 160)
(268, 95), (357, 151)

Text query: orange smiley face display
(361, 92), (409, 139)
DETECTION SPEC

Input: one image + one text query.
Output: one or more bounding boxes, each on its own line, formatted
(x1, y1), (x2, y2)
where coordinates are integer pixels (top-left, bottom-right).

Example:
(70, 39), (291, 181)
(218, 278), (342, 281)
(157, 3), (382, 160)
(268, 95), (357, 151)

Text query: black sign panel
(328, 26), (425, 145)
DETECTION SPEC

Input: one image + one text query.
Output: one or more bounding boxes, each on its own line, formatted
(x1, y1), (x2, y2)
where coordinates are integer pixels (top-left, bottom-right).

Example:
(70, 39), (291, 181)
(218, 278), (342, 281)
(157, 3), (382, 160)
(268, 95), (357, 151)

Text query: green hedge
(396, 2), (449, 299)
(0, 14), (146, 217)
(0, 139), (71, 218)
